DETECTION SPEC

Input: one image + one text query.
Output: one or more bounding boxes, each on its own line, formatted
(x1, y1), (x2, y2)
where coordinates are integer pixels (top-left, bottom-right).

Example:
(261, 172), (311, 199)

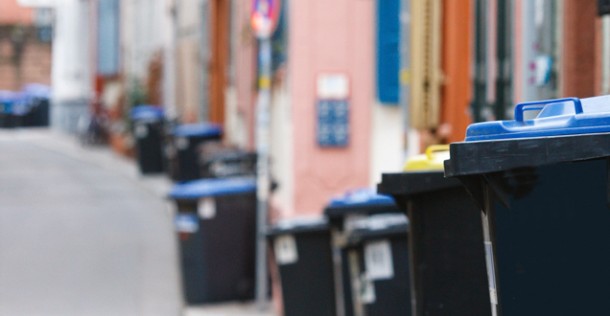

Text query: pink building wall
(235, 1), (257, 150)
(288, 0), (374, 215)
(0, 0), (33, 25)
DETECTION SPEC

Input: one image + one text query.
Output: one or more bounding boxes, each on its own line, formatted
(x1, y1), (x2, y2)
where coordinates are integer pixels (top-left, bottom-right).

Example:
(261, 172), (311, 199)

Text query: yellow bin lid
(404, 145), (450, 172)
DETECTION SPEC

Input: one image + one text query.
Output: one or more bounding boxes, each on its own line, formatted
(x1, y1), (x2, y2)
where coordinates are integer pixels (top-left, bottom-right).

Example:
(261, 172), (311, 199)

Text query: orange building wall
(441, 0), (472, 142)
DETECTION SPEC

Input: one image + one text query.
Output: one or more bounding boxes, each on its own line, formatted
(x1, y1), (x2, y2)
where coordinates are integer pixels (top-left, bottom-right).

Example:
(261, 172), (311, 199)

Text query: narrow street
(0, 129), (182, 316)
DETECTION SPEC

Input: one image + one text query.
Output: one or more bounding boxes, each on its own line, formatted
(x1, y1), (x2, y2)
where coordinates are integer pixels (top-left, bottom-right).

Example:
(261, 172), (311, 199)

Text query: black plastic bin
(162, 118), (179, 177)
(169, 123), (222, 181)
(444, 96), (610, 315)
(345, 214), (411, 316)
(198, 144), (257, 179)
(267, 218), (336, 316)
(378, 145), (491, 316)
(0, 91), (18, 128)
(169, 177), (257, 304)
(324, 189), (401, 316)
(131, 105), (165, 175)
(21, 84), (51, 127)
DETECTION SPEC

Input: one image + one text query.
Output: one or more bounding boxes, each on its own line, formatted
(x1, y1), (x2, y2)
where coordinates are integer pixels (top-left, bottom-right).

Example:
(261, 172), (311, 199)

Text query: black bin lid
(323, 188), (399, 219)
(347, 214), (409, 245)
(266, 217), (329, 237)
(446, 96), (610, 177)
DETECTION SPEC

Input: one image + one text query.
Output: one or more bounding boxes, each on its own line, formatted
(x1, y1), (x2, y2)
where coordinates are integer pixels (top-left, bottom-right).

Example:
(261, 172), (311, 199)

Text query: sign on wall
(97, 0), (120, 76)
(316, 73), (350, 148)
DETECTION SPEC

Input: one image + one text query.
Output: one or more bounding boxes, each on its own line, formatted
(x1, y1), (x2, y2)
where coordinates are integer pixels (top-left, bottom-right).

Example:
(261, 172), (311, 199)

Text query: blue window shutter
(376, 0), (401, 104)
(97, 0), (120, 76)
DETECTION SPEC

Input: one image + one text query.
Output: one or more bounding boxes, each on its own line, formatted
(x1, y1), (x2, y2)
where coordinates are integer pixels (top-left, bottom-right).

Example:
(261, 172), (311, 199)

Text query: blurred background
(0, 0), (608, 315)
(2, 0), (605, 215)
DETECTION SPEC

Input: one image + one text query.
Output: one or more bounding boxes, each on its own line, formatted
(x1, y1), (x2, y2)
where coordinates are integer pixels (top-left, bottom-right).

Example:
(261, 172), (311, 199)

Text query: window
(97, 0), (120, 77)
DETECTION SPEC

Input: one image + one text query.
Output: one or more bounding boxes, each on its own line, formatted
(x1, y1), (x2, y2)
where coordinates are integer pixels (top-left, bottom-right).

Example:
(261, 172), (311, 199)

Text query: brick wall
(0, 25), (51, 91)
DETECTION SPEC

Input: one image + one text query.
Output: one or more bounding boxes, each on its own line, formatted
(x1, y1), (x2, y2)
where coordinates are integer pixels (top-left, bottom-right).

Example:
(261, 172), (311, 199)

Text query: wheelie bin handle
(426, 145), (450, 161)
(514, 97), (583, 122)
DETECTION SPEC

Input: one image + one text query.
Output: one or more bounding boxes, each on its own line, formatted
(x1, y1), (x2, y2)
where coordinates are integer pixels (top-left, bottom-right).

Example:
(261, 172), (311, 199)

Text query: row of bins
(149, 94), (610, 314)
(268, 146), (491, 315)
(131, 105), (255, 180)
(130, 105), (225, 178)
(441, 96), (610, 315)
(267, 204), (411, 316)
(129, 106), (260, 306)
(361, 95), (610, 316)
(0, 85), (51, 128)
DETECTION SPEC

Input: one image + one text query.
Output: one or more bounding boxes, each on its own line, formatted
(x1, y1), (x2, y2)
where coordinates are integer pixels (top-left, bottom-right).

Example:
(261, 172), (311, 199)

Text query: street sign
(251, 0), (281, 39)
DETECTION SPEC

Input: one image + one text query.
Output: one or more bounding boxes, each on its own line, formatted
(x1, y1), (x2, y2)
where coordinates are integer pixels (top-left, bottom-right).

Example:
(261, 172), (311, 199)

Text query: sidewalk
(185, 302), (275, 316)
(0, 130), (274, 316)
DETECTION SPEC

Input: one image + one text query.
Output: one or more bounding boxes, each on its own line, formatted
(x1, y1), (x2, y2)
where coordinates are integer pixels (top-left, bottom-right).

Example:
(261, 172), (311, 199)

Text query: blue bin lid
(465, 96), (610, 141)
(0, 90), (16, 104)
(327, 188), (396, 209)
(22, 84), (51, 99)
(169, 177), (256, 200)
(0, 91), (22, 114)
(173, 123), (222, 138)
(130, 105), (164, 121)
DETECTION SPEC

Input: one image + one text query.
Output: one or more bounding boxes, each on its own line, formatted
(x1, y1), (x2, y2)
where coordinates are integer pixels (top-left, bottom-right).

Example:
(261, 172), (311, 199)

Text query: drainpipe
(472, 0), (488, 122)
(494, 0), (513, 120)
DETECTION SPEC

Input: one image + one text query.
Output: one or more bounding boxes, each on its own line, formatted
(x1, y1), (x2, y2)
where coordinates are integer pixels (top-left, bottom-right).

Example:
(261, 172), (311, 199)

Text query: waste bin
(323, 189), (401, 316)
(130, 105), (165, 175)
(162, 118), (179, 178)
(444, 96), (610, 315)
(267, 217), (336, 316)
(170, 123), (222, 182)
(21, 84), (51, 127)
(199, 143), (257, 179)
(377, 145), (491, 316)
(169, 177), (257, 304)
(0, 91), (18, 128)
(10, 95), (29, 128)
(344, 214), (411, 316)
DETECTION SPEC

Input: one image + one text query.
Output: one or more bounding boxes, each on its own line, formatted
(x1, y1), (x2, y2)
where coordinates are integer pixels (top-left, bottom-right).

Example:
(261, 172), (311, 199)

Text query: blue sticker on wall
(317, 99), (349, 147)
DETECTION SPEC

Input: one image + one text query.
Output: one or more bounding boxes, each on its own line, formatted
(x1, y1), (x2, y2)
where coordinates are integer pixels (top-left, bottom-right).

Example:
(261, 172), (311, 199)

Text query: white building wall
(369, 103), (404, 186)
(269, 82), (294, 218)
(51, 0), (92, 133)
(122, 0), (165, 84)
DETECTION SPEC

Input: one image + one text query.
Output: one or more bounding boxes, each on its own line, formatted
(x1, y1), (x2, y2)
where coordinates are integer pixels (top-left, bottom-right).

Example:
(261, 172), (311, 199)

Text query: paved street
(0, 129), (182, 316)
(0, 129), (276, 316)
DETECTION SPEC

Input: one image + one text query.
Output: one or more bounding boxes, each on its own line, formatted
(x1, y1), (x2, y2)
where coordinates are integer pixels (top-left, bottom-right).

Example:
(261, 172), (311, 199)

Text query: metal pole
(495, 0), (513, 120)
(163, 0), (178, 119)
(400, 0), (412, 156)
(520, 0), (537, 101)
(255, 38), (272, 308)
(198, 0), (210, 121)
(602, 15), (610, 94)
